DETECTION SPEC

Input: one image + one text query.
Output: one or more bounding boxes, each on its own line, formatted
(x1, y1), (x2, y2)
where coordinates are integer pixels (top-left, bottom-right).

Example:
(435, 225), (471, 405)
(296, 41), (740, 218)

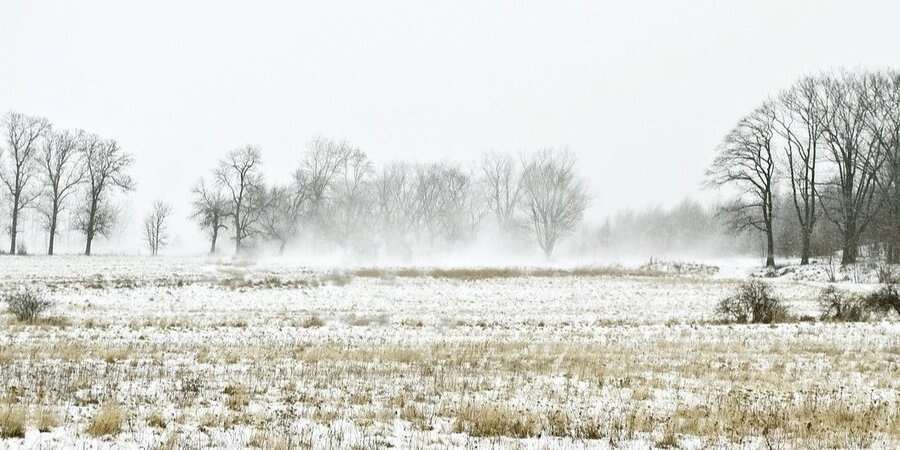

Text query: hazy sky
(2, 1), (900, 253)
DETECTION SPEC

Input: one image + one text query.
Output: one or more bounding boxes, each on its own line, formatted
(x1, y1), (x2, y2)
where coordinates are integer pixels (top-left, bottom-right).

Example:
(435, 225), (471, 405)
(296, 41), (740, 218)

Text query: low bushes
(865, 283), (900, 317)
(818, 286), (870, 322)
(3, 287), (55, 323)
(716, 280), (789, 324)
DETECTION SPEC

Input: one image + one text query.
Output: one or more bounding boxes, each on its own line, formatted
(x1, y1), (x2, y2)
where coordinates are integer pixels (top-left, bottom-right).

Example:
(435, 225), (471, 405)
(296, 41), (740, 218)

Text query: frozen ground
(0, 256), (898, 449)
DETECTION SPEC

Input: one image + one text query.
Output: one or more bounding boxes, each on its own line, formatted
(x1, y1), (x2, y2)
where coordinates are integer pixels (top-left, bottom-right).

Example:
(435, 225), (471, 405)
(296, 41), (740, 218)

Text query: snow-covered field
(0, 256), (898, 449)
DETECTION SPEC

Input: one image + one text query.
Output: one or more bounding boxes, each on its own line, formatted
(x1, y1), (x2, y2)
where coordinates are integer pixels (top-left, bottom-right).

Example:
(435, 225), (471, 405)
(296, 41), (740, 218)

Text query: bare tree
(818, 72), (886, 265)
(144, 201), (172, 256)
(190, 178), (230, 254)
(215, 146), (264, 254)
(861, 70), (900, 262)
(298, 137), (353, 237)
(75, 136), (134, 256)
(707, 103), (778, 267)
(331, 148), (373, 249)
(519, 148), (589, 258)
(373, 162), (417, 254)
(259, 183), (307, 255)
(38, 128), (85, 255)
(774, 76), (825, 265)
(433, 164), (484, 243)
(481, 151), (522, 230)
(1, 112), (51, 254)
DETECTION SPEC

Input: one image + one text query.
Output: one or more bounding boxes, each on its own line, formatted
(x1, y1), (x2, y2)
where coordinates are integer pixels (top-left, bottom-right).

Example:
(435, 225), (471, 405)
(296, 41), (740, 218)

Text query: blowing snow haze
(2, 1), (900, 258)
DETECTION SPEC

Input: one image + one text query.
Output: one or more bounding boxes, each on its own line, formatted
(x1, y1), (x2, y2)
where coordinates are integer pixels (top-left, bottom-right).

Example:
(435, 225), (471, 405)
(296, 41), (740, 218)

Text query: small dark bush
(716, 280), (789, 324)
(3, 287), (55, 322)
(876, 264), (897, 284)
(865, 283), (900, 317)
(819, 286), (870, 322)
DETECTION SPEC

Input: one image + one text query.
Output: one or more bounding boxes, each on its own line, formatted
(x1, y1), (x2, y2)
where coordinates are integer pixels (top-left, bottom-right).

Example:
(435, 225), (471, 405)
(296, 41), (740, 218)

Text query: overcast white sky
(2, 0), (900, 253)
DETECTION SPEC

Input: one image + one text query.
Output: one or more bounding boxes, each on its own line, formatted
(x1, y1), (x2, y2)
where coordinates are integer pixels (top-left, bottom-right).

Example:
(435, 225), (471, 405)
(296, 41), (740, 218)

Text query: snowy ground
(0, 256), (898, 449)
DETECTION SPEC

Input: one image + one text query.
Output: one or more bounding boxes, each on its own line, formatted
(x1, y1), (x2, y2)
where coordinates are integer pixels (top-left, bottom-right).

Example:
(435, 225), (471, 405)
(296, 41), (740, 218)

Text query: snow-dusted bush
(3, 286), (54, 323)
(866, 283), (900, 317)
(716, 280), (789, 324)
(819, 286), (870, 322)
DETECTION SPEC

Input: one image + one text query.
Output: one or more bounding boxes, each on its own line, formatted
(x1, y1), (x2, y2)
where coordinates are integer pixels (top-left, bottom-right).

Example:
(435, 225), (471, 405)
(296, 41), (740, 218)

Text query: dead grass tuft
(0, 405), (26, 438)
(86, 402), (125, 437)
(453, 404), (540, 438)
(35, 407), (60, 432)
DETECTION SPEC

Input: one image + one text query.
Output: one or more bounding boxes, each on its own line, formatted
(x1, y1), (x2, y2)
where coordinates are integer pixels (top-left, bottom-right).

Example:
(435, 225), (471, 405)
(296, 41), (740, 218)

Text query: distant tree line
(708, 70), (900, 267)
(582, 199), (759, 259)
(191, 140), (590, 259)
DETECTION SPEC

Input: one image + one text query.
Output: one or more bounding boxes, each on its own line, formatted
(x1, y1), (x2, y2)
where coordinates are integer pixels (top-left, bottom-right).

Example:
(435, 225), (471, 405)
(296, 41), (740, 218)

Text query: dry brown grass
(0, 405), (26, 438)
(224, 384), (250, 411)
(299, 315), (325, 328)
(86, 402), (124, 437)
(453, 404), (541, 438)
(146, 410), (167, 429)
(35, 406), (60, 432)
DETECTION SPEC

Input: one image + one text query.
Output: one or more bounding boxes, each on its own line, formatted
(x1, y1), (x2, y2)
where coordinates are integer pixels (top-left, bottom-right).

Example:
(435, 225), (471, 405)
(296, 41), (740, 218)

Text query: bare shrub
(715, 280), (789, 324)
(865, 283), (900, 317)
(3, 287), (55, 323)
(86, 402), (124, 437)
(818, 286), (870, 322)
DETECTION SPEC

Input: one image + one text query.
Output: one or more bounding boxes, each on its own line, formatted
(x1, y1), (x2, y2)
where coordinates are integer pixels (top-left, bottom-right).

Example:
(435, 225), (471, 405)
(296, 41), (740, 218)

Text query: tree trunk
(48, 207), (58, 256)
(210, 226), (218, 255)
(85, 200), (97, 256)
(9, 203), (18, 255)
(765, 227), (775, 268)
(85, 230), (93, 256)
(841, 220), (858, 265)
(799, 227), (811, 265)
(233, 205), (242, 254)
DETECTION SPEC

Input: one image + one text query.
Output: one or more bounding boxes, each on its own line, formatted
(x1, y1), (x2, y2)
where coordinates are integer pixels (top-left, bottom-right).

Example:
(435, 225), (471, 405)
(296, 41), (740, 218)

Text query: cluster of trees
(708, 70), (900, 267)
(190, 140), (590, 258)
(0, 112), (135, 256)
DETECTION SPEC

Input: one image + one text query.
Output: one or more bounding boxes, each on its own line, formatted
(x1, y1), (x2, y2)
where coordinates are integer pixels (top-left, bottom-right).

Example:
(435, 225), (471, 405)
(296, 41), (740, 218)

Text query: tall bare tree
(298, 137), (352, 235)
(215, 146), (264, 254)
(39, 128), (85, 255)
(481, 151), (522, 230)
(331, 148), (373, 249)
(707, 103), (778, 267)
(862, 70), (900, 262)
(1, 112), (51, 254)
(76, 136), (134, 256)
(775, 77), (824, 264)
(144, 201), (172, 256)
(519, 148), (589, 258)
(818, 72), (886, 264)
(373, 162), (417, 254)
(259, 183), (307, 255)
(190, 178), (230, 254)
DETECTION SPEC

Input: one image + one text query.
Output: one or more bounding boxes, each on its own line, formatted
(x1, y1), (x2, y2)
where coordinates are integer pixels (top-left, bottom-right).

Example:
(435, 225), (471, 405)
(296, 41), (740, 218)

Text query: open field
(0, 256), (898, 449)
